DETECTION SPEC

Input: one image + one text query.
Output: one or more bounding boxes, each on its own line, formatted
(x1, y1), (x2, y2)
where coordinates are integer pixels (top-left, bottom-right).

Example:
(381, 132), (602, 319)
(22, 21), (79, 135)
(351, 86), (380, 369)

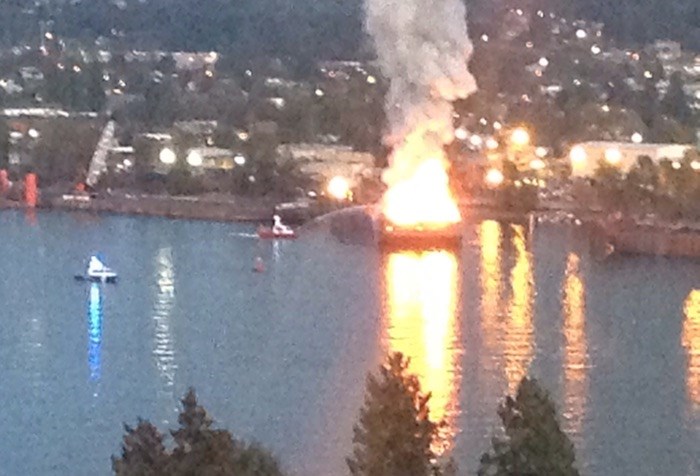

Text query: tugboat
(257, 215), (297, 240)
(75, 255), (118, 283)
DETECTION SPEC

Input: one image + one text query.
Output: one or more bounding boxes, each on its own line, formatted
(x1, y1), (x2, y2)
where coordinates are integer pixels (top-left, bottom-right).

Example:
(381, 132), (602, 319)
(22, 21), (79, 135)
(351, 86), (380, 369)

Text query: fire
(382, 130), (460, 229)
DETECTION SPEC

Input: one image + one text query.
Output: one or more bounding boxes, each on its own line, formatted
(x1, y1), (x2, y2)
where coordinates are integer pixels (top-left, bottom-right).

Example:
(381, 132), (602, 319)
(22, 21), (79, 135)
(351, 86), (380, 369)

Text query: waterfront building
(277, 142), (376, 188)
(569, 141), (695, 177)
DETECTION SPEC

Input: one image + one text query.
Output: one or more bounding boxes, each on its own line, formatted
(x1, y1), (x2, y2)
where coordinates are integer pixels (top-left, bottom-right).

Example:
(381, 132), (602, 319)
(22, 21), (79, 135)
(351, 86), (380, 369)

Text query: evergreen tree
(347, 353), (442, 476)
(112, 419), (169, 476)
(113, 388), (285, 476)
(662, 73), (693, 125)
(167, 388), (239, 475)
(478, 377), (580, 476)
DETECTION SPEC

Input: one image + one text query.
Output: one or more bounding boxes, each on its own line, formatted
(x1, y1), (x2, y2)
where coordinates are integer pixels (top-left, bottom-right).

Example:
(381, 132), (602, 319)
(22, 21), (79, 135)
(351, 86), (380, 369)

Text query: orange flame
(382, 129), (460, 229)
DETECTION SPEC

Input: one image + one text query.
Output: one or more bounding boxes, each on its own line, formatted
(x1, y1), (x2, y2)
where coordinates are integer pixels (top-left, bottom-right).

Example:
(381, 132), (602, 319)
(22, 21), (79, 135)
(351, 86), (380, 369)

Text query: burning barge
(376, 215), (463, 250)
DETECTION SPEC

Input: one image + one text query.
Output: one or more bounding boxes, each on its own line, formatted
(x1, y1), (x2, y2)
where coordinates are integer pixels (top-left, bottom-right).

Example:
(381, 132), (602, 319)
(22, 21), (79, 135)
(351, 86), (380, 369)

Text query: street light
(631, 132), (643, 144)
(510, 127), (530, 148)
(486, 137), (499, 150)
(186, 150), (203, 167)
(485, 168), (504, 188)
(234, 154), (246, 166)
(570, 145), (587, 164)
(529, 158), (546, 171)
(604, 148), (621, 165)
(159, 148), (176, 165)
(327, 176), (350, 200)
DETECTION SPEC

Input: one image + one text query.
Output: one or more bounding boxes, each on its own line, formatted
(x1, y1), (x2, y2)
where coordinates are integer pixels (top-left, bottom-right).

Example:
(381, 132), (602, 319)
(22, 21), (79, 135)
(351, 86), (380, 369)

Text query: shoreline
(0, 193), (274, 223)
(3, 194), (700, 259)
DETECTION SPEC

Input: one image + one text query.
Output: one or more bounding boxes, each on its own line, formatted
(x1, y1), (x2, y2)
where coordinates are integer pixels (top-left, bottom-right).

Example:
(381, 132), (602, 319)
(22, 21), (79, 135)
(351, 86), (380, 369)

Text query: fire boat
(257, 215), (298, 240)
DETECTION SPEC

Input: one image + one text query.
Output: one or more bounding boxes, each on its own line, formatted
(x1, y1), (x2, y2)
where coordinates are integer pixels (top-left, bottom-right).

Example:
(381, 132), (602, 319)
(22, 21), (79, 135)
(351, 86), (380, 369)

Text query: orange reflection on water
(504, 225), (534, 394)
(478, 220), (503, 359)
(682, 290), (700, 409)
(562, 253), (588, 434)
(382, 249), (461, 455)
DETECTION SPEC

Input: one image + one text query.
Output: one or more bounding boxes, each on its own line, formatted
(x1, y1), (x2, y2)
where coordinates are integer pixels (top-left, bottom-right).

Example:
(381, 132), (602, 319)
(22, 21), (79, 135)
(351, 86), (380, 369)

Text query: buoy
(253, 257), (265, 273)
(24, 173), (37, 208)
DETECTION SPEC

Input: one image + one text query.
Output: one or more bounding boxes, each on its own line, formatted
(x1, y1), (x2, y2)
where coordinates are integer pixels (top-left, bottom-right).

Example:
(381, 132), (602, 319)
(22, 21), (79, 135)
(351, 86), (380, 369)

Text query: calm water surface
(0, 210), (698, 475)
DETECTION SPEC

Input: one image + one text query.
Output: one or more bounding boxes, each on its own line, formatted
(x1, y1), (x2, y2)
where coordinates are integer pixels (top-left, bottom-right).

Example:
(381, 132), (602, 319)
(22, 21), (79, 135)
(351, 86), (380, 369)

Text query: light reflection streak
(382, 249), (461, 455)
(153, 247), (177, 416)
(562, 253), (588, 435)
(87, 283), (103, 382)
(504, 225), (534, 394)
(682, 289), (700, 409)
(478, 220), (504, 367)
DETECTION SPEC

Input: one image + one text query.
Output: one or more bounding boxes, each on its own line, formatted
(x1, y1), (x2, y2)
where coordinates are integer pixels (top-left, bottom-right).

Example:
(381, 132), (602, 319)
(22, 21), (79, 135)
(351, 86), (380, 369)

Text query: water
(0, 210), (698, 476)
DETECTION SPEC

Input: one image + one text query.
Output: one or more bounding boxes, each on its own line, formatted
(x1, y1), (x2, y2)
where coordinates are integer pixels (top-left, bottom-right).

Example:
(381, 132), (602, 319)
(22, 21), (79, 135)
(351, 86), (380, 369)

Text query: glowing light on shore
(327, 176), (351, 200)
(570, 145), (587, 164)
(604, 147), (621, 165)
(510, 127), (530, 148)
(159, 148), (176, 165)
(485, 168), (504, 187)
(486, 137), (499, 150)
(529, 158), (546, 171)
(186, 150), (203, 167)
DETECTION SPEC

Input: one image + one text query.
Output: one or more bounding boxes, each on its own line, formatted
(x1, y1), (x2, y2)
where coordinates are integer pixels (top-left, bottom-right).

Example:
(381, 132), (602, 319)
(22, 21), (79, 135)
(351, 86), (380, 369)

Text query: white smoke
(365, 0), (477, 183)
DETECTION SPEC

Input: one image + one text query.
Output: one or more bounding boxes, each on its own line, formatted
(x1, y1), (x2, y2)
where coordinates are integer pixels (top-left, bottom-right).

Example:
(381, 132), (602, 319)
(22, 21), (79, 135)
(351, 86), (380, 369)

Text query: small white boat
(75, 256), (118, 283)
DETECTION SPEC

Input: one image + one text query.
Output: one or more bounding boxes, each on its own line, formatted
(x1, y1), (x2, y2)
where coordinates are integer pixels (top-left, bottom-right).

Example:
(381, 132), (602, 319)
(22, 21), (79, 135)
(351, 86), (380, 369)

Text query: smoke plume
(365, 0), (477, 189)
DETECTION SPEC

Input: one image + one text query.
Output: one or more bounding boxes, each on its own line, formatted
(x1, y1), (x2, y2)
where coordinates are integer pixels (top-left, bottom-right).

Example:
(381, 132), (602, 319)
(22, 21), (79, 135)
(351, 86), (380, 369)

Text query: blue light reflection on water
(88, 283), (103, 382)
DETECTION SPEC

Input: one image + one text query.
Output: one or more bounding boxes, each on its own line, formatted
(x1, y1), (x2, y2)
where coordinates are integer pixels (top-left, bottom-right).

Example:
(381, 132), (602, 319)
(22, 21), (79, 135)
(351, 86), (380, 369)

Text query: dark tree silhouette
(113, 388), (285, 476)
(347, 353), (452, 476)
(112, 419), (168, 476)
(478, 377), (580, 476)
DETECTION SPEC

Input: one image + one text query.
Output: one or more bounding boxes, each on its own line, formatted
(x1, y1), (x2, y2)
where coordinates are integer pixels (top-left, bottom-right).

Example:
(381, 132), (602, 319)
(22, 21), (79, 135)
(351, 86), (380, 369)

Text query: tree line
(113, 353), (580, 476)
(1, 0), (697, 58)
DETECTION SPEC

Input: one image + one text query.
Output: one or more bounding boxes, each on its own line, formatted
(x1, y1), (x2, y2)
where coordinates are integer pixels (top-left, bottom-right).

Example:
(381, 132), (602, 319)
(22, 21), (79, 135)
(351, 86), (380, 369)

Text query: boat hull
(75, 275), (118, 284)
(377, 218), (462, 251)
(257, 226), (297, 240)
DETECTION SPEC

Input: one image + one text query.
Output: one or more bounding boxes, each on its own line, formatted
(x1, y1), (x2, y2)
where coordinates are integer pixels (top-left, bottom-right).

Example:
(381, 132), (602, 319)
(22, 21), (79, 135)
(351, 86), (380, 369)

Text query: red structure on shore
(24, 173), (37, 207)
(0, 169), (8, 195)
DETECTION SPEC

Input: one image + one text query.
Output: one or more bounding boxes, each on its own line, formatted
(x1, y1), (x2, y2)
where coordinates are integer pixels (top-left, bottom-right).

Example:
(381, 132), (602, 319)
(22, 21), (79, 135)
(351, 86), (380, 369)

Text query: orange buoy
(0, 169), (8, 195)
(24, 173), (37, 208)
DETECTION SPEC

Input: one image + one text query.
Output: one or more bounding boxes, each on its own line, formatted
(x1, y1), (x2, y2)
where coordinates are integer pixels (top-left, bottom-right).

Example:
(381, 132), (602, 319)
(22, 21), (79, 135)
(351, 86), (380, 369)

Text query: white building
(278, 143), (375, 186)
(569, 141), (695, 177)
